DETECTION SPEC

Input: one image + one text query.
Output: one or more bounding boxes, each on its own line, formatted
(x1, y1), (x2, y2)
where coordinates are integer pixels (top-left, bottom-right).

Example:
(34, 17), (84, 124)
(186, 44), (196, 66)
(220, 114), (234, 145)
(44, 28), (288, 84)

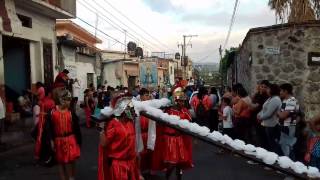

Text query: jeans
(279, 126), (296, 158)
(265, 126), (282, 155)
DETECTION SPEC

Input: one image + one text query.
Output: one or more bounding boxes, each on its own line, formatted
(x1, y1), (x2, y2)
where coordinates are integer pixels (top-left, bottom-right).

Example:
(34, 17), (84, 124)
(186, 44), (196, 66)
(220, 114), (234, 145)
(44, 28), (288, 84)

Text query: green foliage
(219, 47), (237, 85)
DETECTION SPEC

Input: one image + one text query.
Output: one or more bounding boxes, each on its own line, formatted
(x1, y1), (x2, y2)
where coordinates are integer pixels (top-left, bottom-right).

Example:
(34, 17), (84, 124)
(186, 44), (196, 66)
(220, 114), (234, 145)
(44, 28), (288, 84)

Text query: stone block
(267, 74), (275, 81)
(253, 66), (261, 73)
(262, 65), (271, 73)
(265, 38), (274, 46)
(255, 52), (263, 58)
(256, 74), (264, 80)
(290, 78), (303, 86)
(256, 36), (263, 43)
(294, 60), (305, 70)
(279, 73), (290, 80)
(257, 58), (264, 65)
(281, 64), (295, 73)
(272, 68), (281, 76)
(308, 72), (320, 82)
(282, 50), (291, 57)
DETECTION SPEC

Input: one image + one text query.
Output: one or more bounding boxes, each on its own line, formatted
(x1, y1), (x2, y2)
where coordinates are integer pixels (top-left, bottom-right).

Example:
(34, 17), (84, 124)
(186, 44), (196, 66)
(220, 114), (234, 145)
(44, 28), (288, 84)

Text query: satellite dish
(175, 52), (180, 60)
(66, 33), (73, 40)
(135, 47), (143, 58)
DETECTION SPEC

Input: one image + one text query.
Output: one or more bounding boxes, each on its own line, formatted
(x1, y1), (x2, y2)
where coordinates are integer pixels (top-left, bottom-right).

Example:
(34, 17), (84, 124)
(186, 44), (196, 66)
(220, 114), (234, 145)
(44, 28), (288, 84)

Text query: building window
(17, 14), (32, 28)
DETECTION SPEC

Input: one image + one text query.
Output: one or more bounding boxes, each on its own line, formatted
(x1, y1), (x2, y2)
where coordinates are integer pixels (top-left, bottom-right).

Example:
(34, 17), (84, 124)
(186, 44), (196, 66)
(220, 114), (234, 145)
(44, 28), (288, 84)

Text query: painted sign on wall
(265, 46), (280, 55)
(140, 62), (158, 88)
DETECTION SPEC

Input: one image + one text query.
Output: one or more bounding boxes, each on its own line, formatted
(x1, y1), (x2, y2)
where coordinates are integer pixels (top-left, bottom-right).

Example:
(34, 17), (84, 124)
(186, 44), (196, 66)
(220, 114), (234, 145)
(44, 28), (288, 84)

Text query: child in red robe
(50, 91), (81, 180)
(34, 90), (56, 161)
(163, 87), (193, 180)
(98, 96), (140, 180)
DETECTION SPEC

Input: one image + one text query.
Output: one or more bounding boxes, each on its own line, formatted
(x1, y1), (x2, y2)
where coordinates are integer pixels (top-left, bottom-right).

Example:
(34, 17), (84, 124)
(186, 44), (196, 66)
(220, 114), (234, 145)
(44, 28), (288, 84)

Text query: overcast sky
(75, 0), (276, 63)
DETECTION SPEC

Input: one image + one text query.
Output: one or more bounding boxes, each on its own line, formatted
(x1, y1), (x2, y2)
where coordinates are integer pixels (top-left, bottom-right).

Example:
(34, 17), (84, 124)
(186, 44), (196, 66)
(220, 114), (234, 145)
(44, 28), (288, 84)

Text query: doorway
(43, 42), (53, 88)
(128, 76), (136, 91)
(3, 36), (31, 102)
(87, 73), (94, 88)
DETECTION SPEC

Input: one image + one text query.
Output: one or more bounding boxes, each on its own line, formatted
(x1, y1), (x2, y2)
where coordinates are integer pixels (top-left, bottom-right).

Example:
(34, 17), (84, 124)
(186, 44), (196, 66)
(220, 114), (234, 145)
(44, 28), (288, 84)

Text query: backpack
(196, 99), (207, 120)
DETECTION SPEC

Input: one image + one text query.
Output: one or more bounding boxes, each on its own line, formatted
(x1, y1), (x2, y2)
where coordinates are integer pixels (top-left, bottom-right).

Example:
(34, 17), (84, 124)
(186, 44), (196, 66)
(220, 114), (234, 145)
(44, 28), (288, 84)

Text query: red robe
(98, 118), (139, 180)
(162, 107), (193, 169)
(51, 110), (80, 163)
(151, 124), (165, 172)
(34, 97), (55, 159)
(140, 116), (152, 172)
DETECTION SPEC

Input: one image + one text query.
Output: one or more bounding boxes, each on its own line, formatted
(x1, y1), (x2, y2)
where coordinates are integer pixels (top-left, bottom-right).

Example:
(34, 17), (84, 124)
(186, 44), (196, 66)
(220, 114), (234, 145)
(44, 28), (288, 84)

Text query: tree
(268, 0), (320, 23)
(219, 47), (237, 86)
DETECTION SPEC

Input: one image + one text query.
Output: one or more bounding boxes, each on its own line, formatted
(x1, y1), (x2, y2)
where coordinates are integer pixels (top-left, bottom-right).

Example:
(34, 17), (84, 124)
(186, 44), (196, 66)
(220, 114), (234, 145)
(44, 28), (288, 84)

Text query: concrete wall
(103, 62), (122, 88)
(122, 63), (139, 88)
(0, 1), (58, 101)
(238, 24), (320, 120)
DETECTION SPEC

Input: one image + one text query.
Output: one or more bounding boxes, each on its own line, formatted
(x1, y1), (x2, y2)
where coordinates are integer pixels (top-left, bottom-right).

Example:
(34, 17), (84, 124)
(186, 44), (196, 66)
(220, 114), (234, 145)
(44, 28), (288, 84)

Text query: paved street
(0, 124), (286, 180)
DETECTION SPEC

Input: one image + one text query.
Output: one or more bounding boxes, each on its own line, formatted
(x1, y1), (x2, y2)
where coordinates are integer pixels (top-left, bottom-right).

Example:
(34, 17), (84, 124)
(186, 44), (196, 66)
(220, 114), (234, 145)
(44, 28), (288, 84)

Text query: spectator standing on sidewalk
(0, 96), (5, 144)
(257, 84), (282, 155)
(278, 83), (299, 158)
(190, 87), (212, 127)
(209, 87), (220, 131)
(233, 86), (253, 142)
(222, 97), (234, 138)
(252, 80), (270, 148)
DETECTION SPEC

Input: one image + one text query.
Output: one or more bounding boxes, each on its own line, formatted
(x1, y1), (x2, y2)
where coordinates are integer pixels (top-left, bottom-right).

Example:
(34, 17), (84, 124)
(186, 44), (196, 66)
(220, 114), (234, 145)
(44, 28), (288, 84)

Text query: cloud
(181, 7), (274, 28)
(142, 0), (175, 13)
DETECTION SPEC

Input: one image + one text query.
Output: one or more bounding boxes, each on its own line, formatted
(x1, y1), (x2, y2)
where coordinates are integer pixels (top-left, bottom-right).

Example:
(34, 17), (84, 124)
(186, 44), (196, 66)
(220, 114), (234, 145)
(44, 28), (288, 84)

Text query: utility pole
(124, 29), (127, 60)
(219, 45), (223, 89)
(178, 35), (198, 79)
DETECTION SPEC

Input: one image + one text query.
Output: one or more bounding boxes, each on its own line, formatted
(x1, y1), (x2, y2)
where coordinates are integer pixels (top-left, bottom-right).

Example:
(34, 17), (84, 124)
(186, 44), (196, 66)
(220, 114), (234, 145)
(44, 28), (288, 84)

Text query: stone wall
(237, 23), (320, 120)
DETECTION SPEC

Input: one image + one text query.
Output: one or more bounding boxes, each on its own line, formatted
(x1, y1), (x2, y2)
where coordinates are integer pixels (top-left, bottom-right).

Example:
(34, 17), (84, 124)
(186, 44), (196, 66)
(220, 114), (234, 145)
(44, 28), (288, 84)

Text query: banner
(140, 62), (158, 88)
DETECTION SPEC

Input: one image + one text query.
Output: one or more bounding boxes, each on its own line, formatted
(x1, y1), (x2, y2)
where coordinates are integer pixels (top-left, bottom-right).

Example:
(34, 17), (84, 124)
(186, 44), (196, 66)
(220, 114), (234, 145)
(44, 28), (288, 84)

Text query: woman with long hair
(233, 86), (253, 142)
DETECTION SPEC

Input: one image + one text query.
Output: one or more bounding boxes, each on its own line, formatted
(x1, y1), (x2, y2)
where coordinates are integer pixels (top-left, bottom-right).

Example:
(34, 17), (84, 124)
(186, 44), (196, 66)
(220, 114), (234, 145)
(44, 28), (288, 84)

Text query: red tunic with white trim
(98, 118), (139, 180)
(51, 110), (80, 163)
(162, 107), (193, 169)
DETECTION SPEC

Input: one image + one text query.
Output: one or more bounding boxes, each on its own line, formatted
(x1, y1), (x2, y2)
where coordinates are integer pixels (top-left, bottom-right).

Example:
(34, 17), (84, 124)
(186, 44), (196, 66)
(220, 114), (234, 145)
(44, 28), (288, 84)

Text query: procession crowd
(23, 69), (320, 180)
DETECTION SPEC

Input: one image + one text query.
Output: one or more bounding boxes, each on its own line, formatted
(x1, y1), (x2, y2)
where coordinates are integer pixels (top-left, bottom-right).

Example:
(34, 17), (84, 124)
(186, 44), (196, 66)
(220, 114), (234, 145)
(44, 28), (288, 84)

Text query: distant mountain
(193, 62), (219, 72)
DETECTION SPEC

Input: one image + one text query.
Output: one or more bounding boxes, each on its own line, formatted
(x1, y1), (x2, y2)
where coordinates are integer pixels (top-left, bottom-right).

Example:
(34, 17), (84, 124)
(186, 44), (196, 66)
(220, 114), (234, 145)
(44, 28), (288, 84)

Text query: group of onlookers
(187, 79), (320, 170)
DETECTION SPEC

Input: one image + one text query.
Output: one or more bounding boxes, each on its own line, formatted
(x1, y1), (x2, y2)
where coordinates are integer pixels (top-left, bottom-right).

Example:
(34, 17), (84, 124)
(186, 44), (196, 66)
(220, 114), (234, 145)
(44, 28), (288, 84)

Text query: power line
(78, 0), (161, 52)
(76, 17), (125, 46)
(88, 0), (166, 52)
(102, 0), (176, 52)
(223, 0), (240, 50)
(90, 0), (164, 52)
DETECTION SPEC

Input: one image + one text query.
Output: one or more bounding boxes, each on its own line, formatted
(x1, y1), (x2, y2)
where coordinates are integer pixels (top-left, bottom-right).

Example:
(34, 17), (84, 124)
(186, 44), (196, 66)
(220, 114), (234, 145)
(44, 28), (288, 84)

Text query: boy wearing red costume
(163, 87), (193, 180)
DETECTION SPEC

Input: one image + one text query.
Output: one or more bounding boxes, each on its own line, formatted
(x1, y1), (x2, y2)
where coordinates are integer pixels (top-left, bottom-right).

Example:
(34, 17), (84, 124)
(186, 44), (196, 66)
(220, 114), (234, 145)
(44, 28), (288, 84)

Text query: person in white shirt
(278, 83), (299, 157)
(72, 79), (81, 100)
(222, 97), (234, 138)
(0, 97), (5, 144)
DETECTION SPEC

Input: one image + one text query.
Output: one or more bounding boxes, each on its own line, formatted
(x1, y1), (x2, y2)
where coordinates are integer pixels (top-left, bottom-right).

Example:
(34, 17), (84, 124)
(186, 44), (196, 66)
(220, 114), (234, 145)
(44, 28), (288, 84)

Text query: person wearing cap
(49, 90), (81, 180)
(162, 87), (193, 180)
(98, 96), (140, 180)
